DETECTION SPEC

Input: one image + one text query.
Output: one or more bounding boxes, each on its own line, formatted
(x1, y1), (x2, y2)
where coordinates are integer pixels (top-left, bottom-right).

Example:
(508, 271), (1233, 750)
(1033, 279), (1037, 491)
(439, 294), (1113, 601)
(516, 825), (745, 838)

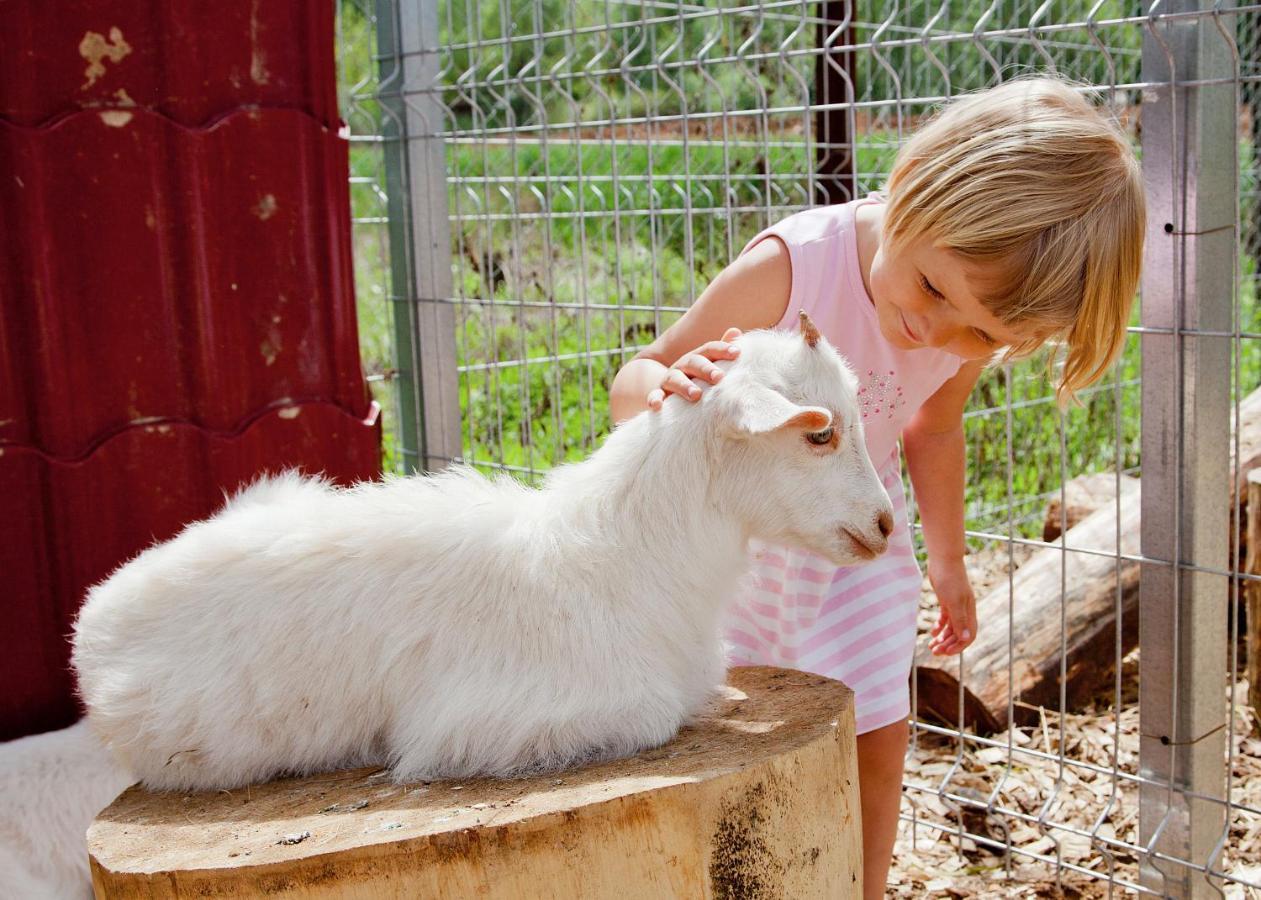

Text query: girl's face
(868, 233), (1027, 360)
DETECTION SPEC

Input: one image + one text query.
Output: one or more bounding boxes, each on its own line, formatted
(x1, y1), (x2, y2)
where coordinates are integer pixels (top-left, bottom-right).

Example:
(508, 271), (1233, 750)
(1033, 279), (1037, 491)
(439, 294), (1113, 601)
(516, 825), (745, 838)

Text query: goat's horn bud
(799, 310), (821, 348)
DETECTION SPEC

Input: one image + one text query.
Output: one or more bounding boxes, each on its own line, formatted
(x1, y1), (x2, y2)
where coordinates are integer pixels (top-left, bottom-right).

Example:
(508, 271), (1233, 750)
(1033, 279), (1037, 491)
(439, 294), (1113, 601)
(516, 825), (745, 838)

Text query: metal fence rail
(338, 0), (1261, 895)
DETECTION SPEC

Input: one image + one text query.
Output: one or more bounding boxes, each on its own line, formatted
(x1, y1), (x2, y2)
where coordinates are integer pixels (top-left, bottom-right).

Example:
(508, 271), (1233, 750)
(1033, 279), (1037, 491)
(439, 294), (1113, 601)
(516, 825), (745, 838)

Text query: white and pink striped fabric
(726, 461), (924, 734)
(723, 197), (963, 734)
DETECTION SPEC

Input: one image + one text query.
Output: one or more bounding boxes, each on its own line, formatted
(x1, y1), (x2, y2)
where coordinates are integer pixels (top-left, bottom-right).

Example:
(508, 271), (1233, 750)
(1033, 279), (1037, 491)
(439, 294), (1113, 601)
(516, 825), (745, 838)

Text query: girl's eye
(806, 427), (835, 446)
(919, 274), (945, 300)
(973, 328), (997, 347)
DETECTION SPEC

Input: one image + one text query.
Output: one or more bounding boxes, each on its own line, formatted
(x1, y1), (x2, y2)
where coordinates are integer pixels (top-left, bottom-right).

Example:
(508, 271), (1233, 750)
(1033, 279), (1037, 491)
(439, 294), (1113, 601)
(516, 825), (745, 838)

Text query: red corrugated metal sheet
(2, 4), (379, 741)
(2, 404), (380, 739)
(1, 2), (339, 128)
(0, 110), (367, 458)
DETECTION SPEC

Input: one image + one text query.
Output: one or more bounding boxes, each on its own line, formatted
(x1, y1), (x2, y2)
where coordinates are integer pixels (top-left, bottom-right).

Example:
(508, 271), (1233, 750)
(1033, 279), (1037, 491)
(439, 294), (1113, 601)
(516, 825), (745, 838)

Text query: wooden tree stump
(88, 667), (862, 899)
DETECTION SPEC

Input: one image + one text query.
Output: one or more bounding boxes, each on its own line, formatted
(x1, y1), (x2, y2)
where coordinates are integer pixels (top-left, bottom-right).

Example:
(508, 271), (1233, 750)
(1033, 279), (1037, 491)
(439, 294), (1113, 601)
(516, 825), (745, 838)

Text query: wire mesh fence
(337, 0), (1261, 894)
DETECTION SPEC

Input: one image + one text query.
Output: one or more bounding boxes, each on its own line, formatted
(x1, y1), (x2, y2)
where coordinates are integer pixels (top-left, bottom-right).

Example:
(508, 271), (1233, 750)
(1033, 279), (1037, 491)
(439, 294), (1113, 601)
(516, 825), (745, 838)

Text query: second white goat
(72, 313), (894, 791)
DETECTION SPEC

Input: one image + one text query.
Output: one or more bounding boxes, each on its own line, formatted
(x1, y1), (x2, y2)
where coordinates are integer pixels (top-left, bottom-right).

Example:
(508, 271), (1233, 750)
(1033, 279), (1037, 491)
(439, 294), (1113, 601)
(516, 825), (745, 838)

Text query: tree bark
(88, 667), (863, 899)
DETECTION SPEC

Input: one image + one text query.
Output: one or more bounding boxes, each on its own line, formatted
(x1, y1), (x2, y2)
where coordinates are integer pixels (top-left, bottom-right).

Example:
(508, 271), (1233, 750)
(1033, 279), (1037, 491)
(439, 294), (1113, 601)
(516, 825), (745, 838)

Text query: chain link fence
(338, 1), (1261, 894)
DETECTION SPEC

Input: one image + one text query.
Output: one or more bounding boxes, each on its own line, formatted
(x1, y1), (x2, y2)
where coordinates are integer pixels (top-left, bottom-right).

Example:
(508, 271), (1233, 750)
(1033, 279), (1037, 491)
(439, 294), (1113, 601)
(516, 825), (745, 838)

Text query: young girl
(609, 77), (1144, 897)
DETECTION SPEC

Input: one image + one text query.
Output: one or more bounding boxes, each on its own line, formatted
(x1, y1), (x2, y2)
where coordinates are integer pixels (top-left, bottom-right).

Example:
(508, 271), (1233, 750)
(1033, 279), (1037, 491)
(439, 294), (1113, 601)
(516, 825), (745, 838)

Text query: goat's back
(72, 470), (537, 789)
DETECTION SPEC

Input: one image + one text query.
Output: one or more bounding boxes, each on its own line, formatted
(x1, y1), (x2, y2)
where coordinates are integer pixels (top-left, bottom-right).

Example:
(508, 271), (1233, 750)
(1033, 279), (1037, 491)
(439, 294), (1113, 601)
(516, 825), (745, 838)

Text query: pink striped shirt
(724, 197), (964, 734)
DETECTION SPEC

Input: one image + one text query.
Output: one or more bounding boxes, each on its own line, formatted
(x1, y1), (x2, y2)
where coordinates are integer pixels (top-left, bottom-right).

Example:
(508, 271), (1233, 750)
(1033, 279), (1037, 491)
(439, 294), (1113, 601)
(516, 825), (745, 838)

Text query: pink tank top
(742, 197), (964, 469)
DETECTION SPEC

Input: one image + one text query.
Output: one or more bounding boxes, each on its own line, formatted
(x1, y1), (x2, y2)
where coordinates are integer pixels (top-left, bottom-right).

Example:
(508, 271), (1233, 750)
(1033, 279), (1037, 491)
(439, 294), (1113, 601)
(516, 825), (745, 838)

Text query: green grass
(349, 129), (1261, 540)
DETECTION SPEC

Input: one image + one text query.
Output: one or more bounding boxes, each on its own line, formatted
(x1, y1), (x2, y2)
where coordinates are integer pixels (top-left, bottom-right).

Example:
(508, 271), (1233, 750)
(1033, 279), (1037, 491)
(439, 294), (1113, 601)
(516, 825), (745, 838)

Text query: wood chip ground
(894, 547), (1261, 898)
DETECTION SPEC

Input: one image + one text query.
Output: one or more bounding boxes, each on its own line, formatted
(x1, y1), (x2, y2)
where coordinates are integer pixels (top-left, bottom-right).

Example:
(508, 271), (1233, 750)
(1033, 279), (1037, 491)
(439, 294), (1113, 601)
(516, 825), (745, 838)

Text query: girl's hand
(927, 557), (978, 656)
(646, 327), (743, 411)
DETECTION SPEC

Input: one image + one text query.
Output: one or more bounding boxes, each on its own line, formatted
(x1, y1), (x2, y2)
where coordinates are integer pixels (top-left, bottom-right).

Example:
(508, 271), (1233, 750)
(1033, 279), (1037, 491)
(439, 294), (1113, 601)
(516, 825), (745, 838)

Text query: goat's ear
(726, 385), (832, 436)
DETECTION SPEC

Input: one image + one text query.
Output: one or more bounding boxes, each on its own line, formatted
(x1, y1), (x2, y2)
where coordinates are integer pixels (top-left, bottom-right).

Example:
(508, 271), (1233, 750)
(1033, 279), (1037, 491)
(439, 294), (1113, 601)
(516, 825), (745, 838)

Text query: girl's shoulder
(749, 201), (864, 254)
(742, 200), (880, 336)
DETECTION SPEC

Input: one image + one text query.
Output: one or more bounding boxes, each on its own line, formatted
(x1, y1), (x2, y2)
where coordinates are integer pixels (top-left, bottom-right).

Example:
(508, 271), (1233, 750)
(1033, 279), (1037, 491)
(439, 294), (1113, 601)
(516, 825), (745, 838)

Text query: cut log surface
(88, 667), (862, 899)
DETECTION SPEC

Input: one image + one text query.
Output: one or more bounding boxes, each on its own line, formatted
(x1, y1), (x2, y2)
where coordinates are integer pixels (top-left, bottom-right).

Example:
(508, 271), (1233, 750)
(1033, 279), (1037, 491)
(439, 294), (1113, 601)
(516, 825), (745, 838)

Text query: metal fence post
(1138, 3), (1236, 895)
(376, 0), (461, 473)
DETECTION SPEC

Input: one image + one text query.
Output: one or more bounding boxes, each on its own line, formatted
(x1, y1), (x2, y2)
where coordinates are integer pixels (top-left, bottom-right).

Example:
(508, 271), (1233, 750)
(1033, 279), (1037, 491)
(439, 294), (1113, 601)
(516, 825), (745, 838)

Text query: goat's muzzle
(839, 524), (889, 560)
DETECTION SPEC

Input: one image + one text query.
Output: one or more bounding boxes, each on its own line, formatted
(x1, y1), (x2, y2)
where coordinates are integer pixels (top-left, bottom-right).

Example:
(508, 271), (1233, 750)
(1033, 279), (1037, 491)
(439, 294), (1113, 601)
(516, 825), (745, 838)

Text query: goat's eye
(806, 427), (834, 446)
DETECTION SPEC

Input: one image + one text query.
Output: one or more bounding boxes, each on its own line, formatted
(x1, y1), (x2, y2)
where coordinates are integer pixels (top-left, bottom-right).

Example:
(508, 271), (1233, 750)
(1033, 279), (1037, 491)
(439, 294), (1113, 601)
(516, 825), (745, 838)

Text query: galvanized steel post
(376, 0), (461, 473)
(1138, 2), (1236, 895)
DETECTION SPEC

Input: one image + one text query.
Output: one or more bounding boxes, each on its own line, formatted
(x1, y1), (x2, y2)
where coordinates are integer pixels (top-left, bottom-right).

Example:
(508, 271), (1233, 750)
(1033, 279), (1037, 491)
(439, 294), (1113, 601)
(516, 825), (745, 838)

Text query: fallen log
(1235, 387), (1261, 489)
(1042, 473), (1131, 543)
(915, 478), (1141, 735)
(1246, 470), (1261, 732)
(916, 385), (1261, 736)
(1035, 386), (1261, 555)
(88, 667), (863, 899)
(1233, 388), (1261, 566)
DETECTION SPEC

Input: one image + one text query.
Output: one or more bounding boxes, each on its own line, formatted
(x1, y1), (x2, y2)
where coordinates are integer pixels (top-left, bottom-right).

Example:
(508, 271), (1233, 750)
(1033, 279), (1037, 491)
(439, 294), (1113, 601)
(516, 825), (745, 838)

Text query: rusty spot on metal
(253, 194), (278, 220)
(99, 109), (132, 127)
(250, 0), (271, 85)
(79, 27), (132, 89)
(260, 334), (281, 366)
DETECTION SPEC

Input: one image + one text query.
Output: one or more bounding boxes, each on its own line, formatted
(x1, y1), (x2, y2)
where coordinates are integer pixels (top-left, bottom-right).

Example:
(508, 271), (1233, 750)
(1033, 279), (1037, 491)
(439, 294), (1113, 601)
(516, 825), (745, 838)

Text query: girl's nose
(930, 310), (972, 350)
(921, 316), (950, 349)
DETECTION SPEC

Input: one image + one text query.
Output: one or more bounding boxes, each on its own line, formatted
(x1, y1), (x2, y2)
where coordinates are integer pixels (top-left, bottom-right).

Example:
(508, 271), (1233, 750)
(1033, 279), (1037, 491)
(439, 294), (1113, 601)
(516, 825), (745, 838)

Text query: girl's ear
(722, 384), (831, 436)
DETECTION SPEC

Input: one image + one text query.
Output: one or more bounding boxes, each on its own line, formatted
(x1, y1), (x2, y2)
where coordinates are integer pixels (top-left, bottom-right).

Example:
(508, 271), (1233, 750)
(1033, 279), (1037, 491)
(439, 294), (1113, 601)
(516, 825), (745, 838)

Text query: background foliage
(337, 0), (1260, 542)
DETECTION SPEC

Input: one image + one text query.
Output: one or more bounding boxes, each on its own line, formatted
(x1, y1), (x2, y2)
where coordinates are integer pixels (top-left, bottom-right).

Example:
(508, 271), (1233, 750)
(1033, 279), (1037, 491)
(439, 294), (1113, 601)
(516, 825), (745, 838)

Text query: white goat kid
(72, 313), (894, 792)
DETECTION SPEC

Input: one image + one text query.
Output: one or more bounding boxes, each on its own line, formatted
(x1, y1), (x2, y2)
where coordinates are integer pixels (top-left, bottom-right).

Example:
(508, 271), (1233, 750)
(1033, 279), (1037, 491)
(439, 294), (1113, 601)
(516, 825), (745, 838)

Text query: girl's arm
(609, 237), (793, 425)
(902, 357), (986, 656)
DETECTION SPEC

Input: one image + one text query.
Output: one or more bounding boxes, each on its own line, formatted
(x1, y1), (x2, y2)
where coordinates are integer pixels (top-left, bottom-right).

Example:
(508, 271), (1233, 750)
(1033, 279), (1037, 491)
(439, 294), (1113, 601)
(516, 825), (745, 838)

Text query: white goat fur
(72, 323), (894, 791)
(0, 721), (133, 900)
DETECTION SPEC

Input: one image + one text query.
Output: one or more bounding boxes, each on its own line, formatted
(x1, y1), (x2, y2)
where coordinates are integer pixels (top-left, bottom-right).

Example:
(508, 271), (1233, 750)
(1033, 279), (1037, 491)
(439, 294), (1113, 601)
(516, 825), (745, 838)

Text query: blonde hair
(882, 77), (1145, 403)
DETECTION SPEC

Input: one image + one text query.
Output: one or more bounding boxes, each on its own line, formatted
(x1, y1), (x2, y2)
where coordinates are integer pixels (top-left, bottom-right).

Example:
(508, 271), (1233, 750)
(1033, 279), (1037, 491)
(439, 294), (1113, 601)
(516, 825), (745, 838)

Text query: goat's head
(701, 312), (895, 565)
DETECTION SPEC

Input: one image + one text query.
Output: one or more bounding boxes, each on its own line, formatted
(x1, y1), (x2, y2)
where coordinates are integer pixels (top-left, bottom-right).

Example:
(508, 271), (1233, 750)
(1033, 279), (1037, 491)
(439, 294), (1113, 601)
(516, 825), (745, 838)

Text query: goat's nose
(877, 509), (893, 539)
